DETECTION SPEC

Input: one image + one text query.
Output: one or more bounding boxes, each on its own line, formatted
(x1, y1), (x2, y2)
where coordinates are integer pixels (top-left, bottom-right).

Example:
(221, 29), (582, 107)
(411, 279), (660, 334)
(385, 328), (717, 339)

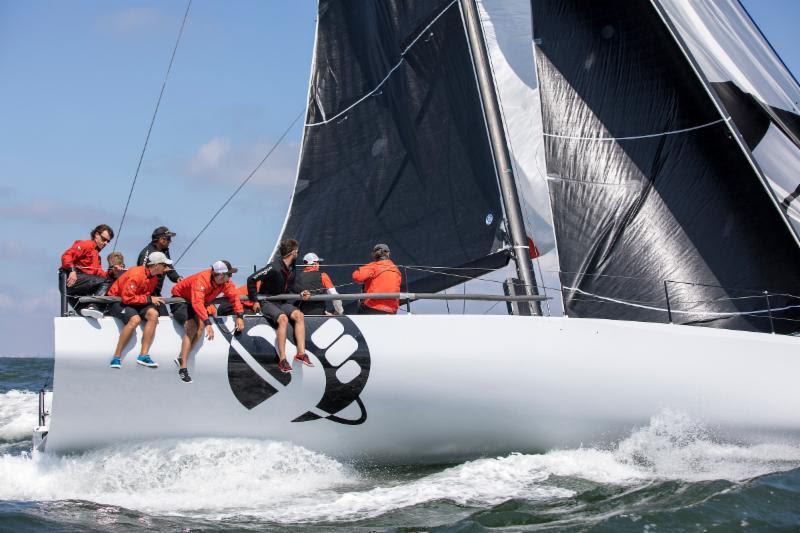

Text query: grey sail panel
(532, 0), (800, 332)
(280, 0), (508, 296)
(658, 0), (800, 234)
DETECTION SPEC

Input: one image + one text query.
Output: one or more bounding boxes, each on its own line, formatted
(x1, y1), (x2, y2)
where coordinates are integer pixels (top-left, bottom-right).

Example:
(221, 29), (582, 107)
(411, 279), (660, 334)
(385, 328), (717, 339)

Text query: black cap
(152, 226), (177, 240)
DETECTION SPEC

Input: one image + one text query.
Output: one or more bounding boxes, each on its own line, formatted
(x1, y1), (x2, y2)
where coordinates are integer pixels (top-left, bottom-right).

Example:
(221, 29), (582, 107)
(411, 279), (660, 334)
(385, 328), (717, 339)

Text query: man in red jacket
(171, 260), (245, 383)
(59, 224), (115, 319)
(352, 243), (402, 314)
(106, 252), (172, 369)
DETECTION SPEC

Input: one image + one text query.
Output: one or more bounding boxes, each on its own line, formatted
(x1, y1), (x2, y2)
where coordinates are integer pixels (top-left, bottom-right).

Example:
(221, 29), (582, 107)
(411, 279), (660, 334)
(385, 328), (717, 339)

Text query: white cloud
(102, 7), (162, 34)
(184, 137), (300, 189)
(0, 198), (146, 226)
(0, 240), (47, 263)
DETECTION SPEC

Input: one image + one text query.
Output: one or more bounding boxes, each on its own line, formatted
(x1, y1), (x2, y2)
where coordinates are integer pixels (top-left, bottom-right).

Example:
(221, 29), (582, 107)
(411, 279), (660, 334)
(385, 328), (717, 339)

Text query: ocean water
(1, 357), (800, 531)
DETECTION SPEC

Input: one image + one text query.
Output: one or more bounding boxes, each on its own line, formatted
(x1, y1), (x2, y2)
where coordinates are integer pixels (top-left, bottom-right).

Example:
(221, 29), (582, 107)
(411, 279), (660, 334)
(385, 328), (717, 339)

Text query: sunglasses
(98, 235), (111, 243)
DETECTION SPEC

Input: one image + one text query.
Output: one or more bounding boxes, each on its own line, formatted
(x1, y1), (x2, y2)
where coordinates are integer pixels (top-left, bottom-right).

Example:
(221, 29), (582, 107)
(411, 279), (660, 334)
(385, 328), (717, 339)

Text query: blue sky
(0, 0), (798, 355)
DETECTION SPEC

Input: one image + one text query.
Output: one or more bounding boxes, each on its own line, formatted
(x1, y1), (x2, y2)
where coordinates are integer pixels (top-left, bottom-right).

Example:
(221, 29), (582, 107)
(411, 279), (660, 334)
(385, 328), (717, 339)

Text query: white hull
(48, 314), (800, 462)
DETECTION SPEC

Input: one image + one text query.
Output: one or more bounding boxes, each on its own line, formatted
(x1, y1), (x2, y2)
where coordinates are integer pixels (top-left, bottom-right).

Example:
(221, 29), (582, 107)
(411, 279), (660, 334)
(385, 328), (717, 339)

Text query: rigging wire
(114, 0), (192, 252)
(174, 109), (305, 265)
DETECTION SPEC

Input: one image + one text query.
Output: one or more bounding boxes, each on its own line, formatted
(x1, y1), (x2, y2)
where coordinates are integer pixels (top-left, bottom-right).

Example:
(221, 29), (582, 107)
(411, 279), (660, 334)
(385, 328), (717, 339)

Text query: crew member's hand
(301, 290), (311, 301)
(252, 302), (261, 313)
(150, 296), (165, 306)
(205, 324), (215, 341)
(235, 317), (245, 332)
(67, 271), (77, 287)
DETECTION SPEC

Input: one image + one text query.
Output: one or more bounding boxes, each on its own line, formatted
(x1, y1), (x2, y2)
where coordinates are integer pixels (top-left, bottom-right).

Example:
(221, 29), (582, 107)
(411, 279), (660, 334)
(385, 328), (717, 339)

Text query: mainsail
(278, 0), (510, 295)
(532, 0), (800, 332)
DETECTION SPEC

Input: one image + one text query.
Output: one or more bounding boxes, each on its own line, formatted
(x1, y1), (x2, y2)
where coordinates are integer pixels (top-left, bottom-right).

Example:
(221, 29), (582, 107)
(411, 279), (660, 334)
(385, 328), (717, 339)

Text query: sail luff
(269, 10), (322, 263)
(459, 0), (540, 313)
(651, 0), (800, 251)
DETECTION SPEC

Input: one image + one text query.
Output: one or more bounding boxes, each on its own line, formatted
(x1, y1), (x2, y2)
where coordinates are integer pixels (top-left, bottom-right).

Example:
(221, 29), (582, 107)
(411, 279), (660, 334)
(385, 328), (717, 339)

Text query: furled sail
(532, 0), (800, 332)
(658, 0), (800, 234)
(277, 0), (509, 296)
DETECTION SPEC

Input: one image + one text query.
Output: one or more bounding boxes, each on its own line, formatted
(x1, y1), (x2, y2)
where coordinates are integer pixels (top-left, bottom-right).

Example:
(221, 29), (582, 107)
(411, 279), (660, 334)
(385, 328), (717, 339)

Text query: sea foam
(1, 388), (800, 523)
(0, 390), (50, 443)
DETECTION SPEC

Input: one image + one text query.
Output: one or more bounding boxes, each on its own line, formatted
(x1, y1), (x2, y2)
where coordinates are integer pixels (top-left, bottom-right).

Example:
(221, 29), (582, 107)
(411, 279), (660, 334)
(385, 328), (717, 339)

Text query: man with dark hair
(59, 224), (115, 319)
(107, 251), (172, 369)
(352, 243), (402, 314)
(247, 239), (312, 373)
(137, 226), (181, 314)
(171, 260), (244, 383)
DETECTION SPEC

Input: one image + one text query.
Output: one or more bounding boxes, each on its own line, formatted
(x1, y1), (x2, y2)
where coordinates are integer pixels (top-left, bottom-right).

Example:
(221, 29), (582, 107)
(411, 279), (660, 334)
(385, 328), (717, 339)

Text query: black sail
(532, 0), (800, 332)
(278, 0), (508, 296)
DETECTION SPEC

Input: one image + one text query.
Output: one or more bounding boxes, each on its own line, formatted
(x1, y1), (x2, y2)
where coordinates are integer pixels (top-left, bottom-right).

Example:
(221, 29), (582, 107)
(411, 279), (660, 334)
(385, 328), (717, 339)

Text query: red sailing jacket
(234, 281), (260, 309)
(107, 265), (158, 306)
(172, 269), (243, 322)
(60, 239), (107, 278)
(352, 259), (402, 313)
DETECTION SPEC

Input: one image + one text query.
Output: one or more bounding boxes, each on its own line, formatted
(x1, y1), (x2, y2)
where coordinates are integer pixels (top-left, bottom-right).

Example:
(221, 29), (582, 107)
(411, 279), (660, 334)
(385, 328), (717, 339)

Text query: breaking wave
(0, 409), (798, 523)
(0, 390), (50, 443)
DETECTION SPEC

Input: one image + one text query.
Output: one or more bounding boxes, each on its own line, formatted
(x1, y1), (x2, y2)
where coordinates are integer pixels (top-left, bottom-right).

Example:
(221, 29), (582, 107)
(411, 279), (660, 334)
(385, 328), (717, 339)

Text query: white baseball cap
(302, 252), (323, 264)
(211, 260), (238, 274)
(146, 251), (173, 266)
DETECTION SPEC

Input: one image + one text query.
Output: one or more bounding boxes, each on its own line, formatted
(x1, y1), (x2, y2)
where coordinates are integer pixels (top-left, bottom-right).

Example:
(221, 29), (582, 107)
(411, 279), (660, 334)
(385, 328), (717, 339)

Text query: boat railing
(662, 280), (800, 334)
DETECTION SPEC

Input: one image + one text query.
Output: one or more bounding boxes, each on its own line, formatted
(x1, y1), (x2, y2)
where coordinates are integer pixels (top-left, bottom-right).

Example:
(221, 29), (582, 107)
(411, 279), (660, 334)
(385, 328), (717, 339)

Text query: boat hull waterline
(48, 315), (800, 462)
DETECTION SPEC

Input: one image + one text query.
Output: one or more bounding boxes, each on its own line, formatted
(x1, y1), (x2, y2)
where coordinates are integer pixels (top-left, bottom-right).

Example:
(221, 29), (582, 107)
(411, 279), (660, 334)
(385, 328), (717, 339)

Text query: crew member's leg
(109, 302), (141, 368)
(275, 314), (289, 362)
(179, 318), (198, 369)
(139, 306), (159, 355)
(289, 309), (308, 359)
(70, 273), (109, 317)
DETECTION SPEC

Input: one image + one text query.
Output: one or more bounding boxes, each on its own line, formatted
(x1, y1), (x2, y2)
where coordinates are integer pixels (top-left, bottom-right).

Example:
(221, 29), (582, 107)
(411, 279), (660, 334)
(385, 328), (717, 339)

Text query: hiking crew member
(137, 226), (181, 315)
(106, 251), (127, 282)
(59, 224), (115, 319)
(352, 243), (402, 315)
(171, 260), (244, 383)
(106, 252), (173, 369)
(297, 252), (343, 316)
(247, 239), (312, 373)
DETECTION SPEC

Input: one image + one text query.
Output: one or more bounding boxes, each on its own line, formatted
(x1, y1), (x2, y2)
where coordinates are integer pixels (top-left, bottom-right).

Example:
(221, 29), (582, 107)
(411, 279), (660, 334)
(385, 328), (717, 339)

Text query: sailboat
(41, 0), (800, 462)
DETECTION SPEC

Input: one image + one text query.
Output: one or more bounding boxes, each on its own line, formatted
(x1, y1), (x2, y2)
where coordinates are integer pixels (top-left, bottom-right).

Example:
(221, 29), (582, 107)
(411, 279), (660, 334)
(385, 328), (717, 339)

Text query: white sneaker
(80, 307), (104, 320)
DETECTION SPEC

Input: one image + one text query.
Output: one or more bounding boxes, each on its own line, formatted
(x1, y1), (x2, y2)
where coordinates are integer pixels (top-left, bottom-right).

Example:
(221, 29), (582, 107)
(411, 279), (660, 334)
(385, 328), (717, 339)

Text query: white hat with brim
(303, 252), (322, 264)
(146, 251), (174, 266)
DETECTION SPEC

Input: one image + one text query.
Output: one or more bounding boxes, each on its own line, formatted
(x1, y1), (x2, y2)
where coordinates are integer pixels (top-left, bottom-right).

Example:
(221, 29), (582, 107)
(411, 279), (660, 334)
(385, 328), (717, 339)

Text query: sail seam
(565, 285), (799, 318)
(305, 0), (458, 128)
(543, 117), (728, 142)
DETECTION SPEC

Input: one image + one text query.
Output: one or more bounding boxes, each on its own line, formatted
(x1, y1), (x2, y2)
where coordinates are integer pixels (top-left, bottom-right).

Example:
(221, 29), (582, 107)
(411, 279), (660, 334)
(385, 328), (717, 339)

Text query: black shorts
(261, 301), (300, 324)
(109, 302), (157, 324)
(171, 301), (199, 324)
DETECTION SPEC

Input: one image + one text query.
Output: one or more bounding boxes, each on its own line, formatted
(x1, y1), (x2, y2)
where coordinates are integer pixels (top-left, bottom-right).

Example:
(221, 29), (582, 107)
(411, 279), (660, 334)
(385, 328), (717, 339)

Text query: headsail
(532, 0), (800, 332)
(658, 0), (800, 234)
(278, 0), (510, 296)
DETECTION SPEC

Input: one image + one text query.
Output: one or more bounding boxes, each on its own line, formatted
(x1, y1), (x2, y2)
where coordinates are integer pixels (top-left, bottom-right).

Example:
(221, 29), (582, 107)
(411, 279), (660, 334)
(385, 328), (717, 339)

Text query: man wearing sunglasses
(137, 226), (182, 315)
(59, 223), (115, 319)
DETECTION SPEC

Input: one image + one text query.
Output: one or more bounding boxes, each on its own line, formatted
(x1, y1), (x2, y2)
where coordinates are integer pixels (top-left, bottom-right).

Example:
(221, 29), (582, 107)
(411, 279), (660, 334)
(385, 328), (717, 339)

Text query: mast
(459, 0), (541, 315)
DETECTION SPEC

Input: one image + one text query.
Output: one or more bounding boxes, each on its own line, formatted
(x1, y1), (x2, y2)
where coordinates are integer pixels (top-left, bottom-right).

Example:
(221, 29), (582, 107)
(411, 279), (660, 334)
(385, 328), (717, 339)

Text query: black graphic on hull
(217, 315), (371, 425)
